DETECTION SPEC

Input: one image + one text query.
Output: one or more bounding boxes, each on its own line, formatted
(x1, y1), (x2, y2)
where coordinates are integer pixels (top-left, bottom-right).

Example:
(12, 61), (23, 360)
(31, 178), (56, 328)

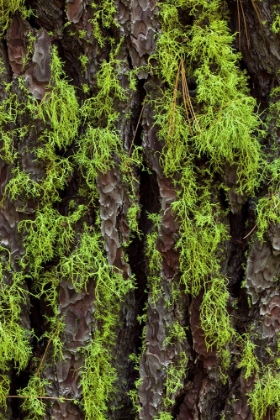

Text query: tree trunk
(0, 1), (280, 419)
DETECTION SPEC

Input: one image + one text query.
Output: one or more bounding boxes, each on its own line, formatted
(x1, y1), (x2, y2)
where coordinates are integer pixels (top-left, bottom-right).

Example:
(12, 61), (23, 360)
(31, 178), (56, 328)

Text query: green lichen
(0, 0), (30, 35)
(200, 277), (235, 367)
(19, 376), (49, 420)
(156, 0), (263, 193)
(21, 32), (37, 69)
(79, 226), (134, 420)
(155, 413), (173, 420)
(163, 351), (188, 408)
(256, 189), (280, 239)
(79, 54), (89, 74)
(271, 6), (280, 34)
(18, 205), (86, 278)
(0, 4), (141, 419)
(0, 82), (24, 164)
(90, 0), (118, 47)
(75, 125), (121, 199)
(58, 226), (120, 293)
(77, 39), (142, 213)
(238, 335), (259, 380)
(171, 178), (228, 296)
(80, 42), (126, 125)
(38, 46), (80, 150)
(248, 368), (280, 420)
(3, 167), (41, 202)
(0, 252), (32, 409)
(36, 146), (74, 204)
(154, 0), (262, 358)
(3, 49), (79, 208)
(17, 319), (67, 419)
(136, 212), (188, 415)
(126, 202), (142, 240)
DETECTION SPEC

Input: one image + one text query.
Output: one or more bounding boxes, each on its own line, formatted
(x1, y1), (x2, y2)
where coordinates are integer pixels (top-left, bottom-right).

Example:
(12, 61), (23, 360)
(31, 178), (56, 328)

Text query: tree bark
(0, 1), (280, 420)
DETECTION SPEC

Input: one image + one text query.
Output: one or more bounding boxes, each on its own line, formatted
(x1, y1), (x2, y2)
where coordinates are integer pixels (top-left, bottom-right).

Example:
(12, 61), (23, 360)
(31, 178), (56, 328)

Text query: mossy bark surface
(0, 1), (280, 420)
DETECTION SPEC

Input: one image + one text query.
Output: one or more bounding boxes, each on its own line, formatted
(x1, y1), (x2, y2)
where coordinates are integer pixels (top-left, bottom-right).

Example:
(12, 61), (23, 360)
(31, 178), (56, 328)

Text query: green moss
(271, 6), (280, 33)
(0, 0), (30, 35)
(58, 227), (120, 293)
(238, 335), (259, 380)
(190, 23), (263, 194)
(126, 203), (142, 239)
(0, 252), (32, 409)
(75, 125), (121, 199)
(3, 167), (41, 202)
(38, 46), (80, 150)
(89, 0), (118, 47)
(163, 351), (187, 408)
(36, 146), (74, 204)
(79, 54), (89, 74)
(248, 368), (280, 420)
(153, 0), (263, 368)
(79, 225), (134, 420)
(155, 413), (173, 420)
(200, 277), (235, 371)
(19, 375), (49, 420)
(0, 82), (24, 164)
(18, 205), (86, 278)
(80, 43), (126, 125)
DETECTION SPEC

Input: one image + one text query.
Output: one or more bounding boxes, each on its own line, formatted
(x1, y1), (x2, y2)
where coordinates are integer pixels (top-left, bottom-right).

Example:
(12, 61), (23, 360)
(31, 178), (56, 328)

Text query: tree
(0, 0), (280, 419)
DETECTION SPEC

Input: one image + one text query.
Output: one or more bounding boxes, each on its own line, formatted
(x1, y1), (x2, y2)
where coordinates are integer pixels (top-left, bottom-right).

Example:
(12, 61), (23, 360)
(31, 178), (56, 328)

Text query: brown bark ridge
(0, 1), (280, 420)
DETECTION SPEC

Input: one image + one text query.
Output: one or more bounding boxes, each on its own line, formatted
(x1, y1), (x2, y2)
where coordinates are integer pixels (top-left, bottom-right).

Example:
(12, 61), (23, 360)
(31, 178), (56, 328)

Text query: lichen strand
(0, 261), (31, 409)
(154, 0), (262, 295)
(89, 0), (118, 47)
(0, 0), (29, 36)
(248, 368), (280, 420)
(79, 228), (134, 420)
(37, 46), (79, 150)
(150, 0), (263, 411)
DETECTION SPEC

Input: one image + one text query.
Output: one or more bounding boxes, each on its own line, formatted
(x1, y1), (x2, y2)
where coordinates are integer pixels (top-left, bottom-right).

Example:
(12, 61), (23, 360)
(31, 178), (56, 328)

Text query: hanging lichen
(151, 0), (263, 385)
